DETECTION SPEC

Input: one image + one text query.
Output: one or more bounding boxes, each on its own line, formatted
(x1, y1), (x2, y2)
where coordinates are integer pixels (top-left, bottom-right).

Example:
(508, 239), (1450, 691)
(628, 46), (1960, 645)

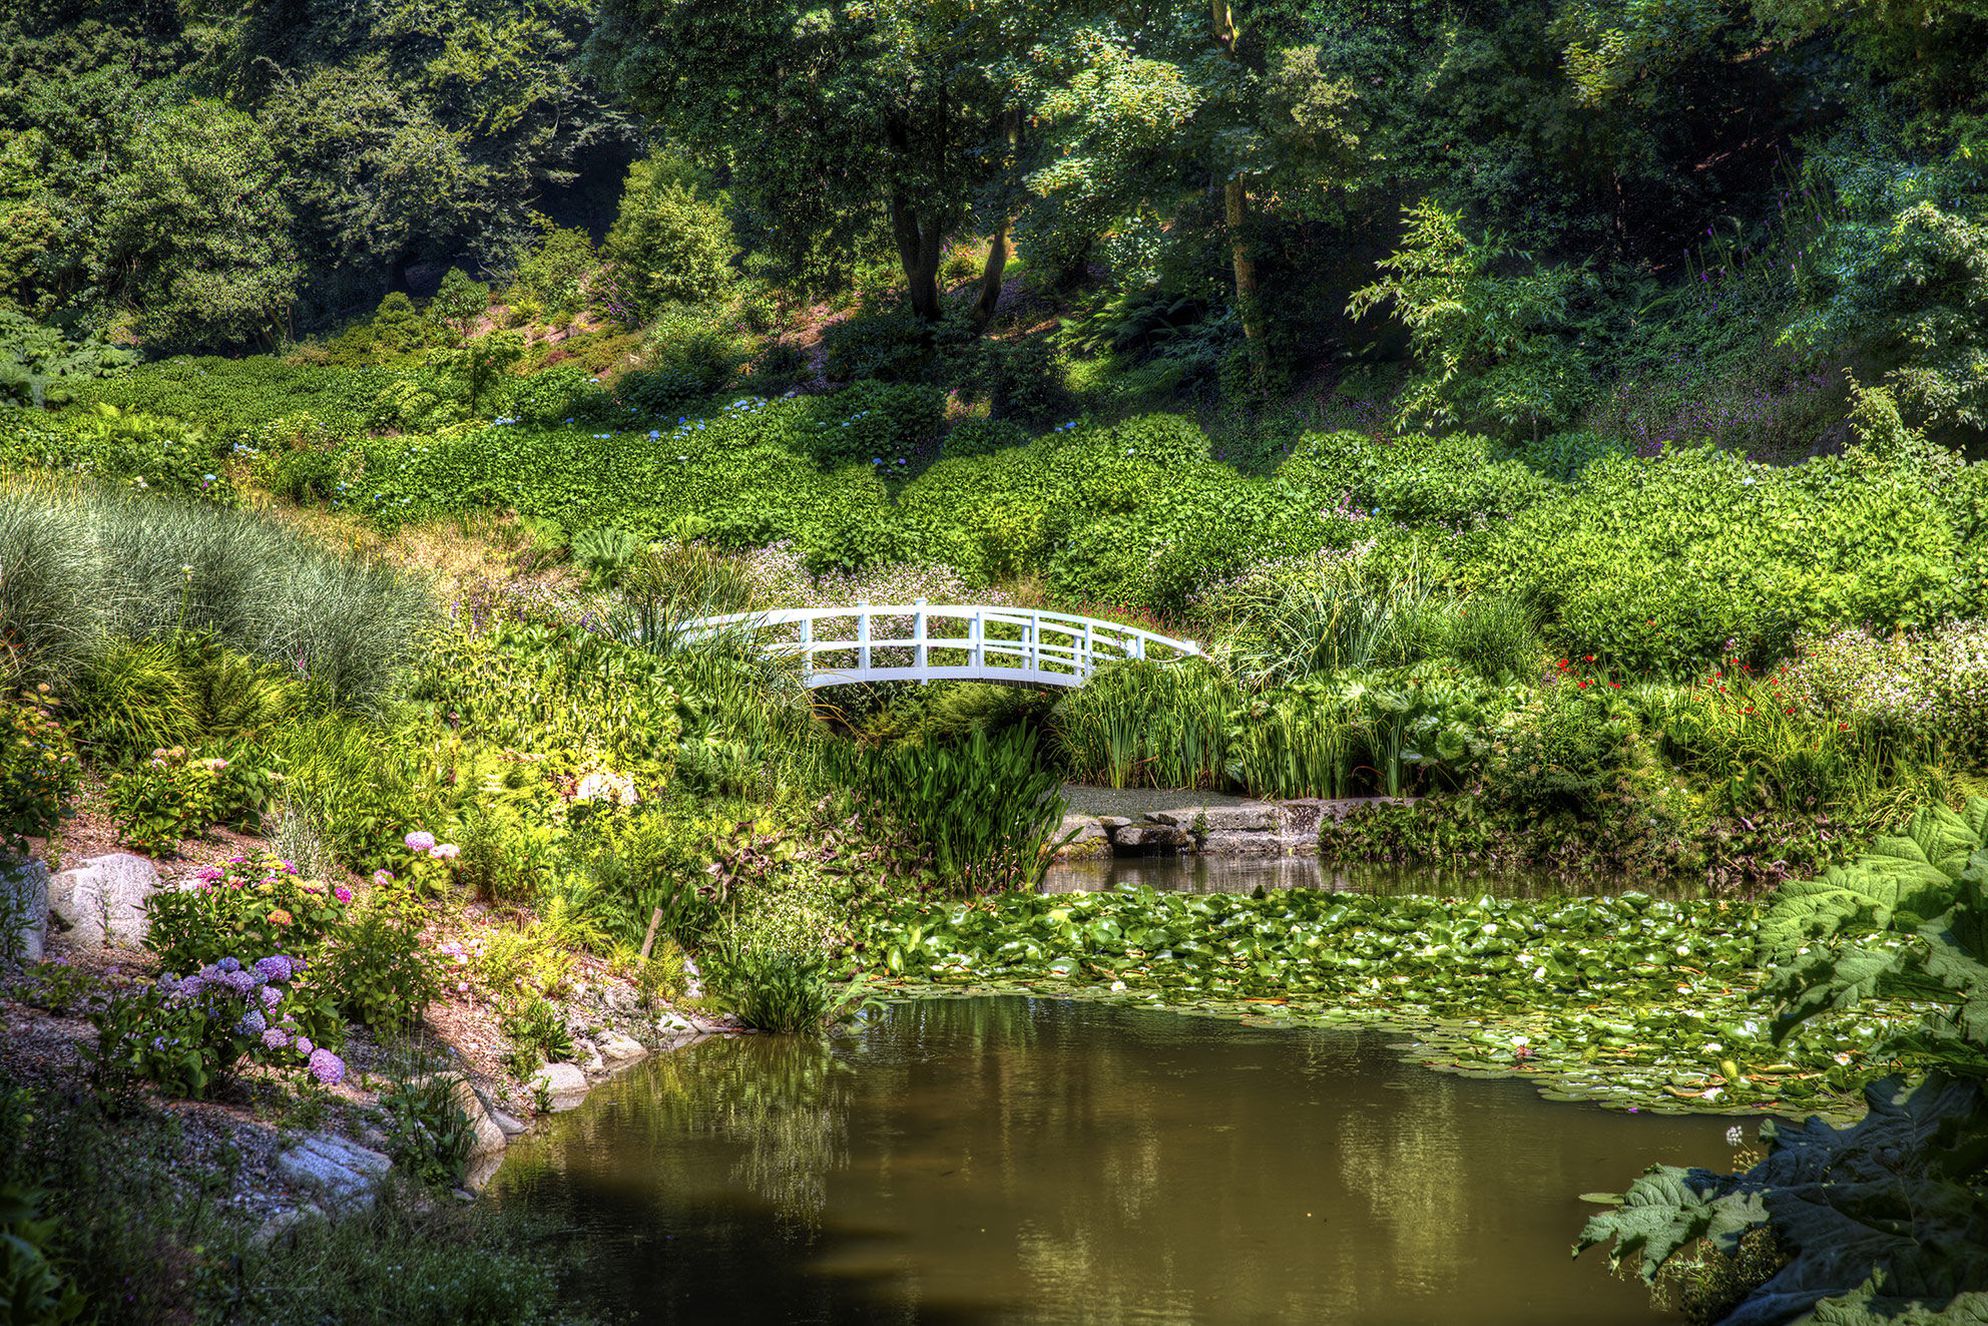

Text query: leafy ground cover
(850, 887), (1906, 1118)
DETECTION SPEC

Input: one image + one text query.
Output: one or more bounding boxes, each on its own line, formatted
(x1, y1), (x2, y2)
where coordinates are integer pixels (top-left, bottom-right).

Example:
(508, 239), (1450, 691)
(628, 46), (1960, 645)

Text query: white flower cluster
(1790, 620), (1988, 748)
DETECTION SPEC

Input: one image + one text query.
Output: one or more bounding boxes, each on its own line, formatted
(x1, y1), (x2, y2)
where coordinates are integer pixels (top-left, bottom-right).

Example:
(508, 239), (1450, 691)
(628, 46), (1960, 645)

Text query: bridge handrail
(677, 602), (1202, 688)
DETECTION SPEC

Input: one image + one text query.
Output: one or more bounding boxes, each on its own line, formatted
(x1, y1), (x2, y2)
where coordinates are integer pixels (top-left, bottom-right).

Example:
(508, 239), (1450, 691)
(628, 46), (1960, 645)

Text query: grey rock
(1096, 816), (1132, 829)
(1151, 804), (1282, 833)
(47, 853), (159, 949)
(1112, 823), (1189, 851)
(596, 1030), (648, 1064)
(277, 1133), (391, 1210)
(250, 1204), (322, 1248)
(1200, 830), (1290, 857)
(451, 1187), (476, 1203)
(488, 1105), (529, 1138)
(451, 1078), (507, 1156)
(529, 1062), (589, 1111)
(0, 858), (49, 961)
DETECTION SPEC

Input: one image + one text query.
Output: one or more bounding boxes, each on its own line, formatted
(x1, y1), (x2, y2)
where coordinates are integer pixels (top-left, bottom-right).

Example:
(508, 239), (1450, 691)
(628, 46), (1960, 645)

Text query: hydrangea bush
(89, 954), (344, 1099)
(146, 852), (352, 972)
(0, 687), (79, 857)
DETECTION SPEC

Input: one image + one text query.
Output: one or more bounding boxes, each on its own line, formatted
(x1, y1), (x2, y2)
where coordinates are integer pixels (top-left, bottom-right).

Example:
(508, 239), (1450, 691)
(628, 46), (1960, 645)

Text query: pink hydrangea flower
(404, 831), (436, 853)
(307, 1048), (346, 1086)
(429, 843), (460, 861)
(295, 1036), (314, 1056)
(371, 870), (394, 887)
(333, 885), (353, 903)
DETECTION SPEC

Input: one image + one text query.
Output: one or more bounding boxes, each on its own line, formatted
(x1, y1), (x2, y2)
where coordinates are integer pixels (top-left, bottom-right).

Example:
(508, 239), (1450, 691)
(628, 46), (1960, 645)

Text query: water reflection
(495, 997), (1726, 1324)
(1042, 854), (1697, 898)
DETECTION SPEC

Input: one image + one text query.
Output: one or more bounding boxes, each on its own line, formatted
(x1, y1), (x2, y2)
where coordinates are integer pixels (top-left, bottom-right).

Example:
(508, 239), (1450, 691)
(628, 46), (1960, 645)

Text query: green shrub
(1486, 445), (1960, 674)
(70, 638), (200, 763)
(613, 307), (740, 415)
(325, 901), (440, 1032)
(798, 380), (946, 468)
(0, 1181), (86, 1323)
(103, 746), (274, 856)
(601, 156), (736, 320)
(506, 225), (597, 321)
(0, 689), (78, 856)
(1436, 594), (1543, 681)
(1485, 680), (1639, 820)
(820, 305), (932, 383)
(940, 417), (1030, 459)
(1206, 549), (1442, 687)
(704, 933), (839, 1034)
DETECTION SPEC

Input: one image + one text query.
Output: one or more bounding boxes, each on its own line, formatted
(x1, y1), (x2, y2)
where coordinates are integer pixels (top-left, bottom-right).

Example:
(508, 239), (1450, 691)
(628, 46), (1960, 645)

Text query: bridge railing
(679, 601), (1201, 688)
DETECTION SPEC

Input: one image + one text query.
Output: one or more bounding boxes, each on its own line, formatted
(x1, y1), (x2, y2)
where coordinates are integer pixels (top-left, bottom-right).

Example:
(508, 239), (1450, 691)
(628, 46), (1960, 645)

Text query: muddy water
(495, 997), (1729, 1324)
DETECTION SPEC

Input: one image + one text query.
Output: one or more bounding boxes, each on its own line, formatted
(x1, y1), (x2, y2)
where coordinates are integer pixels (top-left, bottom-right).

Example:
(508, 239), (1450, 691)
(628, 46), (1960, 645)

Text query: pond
(494, 997), (1732, 1324)
(1041, 853), (1694, 898)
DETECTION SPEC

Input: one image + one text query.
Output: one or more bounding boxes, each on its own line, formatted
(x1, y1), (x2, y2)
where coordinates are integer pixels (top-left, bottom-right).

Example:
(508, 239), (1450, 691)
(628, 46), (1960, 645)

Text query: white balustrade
(679, 600), (1202, 688)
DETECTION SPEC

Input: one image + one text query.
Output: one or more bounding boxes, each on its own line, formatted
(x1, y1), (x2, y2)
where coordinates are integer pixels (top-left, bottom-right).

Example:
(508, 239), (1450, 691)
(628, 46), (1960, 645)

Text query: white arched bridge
(680, 602), (1202, 689)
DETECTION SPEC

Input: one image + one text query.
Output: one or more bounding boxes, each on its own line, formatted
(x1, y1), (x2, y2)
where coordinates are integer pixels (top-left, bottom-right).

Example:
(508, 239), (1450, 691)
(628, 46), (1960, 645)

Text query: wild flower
(404, 830), (437, 853)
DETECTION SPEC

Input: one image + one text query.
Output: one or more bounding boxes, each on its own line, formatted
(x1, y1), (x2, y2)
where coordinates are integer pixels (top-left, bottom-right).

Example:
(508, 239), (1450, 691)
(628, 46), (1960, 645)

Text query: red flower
(1583, 654), (1595, 663)
(1578, 679), (1590, 688)
(1608, 681), (1621, 689)
(1557, 658), (1569, 670)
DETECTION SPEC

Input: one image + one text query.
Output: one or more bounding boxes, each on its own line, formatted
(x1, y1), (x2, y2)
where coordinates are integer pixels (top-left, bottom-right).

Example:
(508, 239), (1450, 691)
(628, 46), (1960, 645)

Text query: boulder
(1052, 818), (1111, 860)
(1200, 830), (1290, 857)
(47, 854), (159, 949)
(488, 1105), (530, 1138)
(0, 858), (49, 961)
(276, 1133), (392, 1211)
(1112, 823), (1190, 852)
(450, 1077), (507, 1157)
(528, 1062), (590, 1111)
(596, 1030), (649, 1065)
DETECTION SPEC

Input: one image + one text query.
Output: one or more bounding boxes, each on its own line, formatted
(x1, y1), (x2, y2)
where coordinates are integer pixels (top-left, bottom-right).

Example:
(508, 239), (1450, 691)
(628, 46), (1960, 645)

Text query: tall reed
(818, 727), (1067, 893)
(1050, 658), (1237, 789)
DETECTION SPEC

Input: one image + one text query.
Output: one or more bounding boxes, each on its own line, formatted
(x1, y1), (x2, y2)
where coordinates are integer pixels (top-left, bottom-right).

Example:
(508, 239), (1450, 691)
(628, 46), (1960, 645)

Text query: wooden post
(857, 601), (871, 674)
(639, 906), (664, 961)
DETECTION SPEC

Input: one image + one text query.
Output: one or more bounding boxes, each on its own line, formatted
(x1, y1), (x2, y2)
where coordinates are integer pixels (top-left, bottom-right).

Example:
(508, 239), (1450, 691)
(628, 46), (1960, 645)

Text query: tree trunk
(971, 219), (1011, 328)
(1210, 0), (1262, 348)
(890, 193), (946, 321)
(1224, 175), (1261, 344)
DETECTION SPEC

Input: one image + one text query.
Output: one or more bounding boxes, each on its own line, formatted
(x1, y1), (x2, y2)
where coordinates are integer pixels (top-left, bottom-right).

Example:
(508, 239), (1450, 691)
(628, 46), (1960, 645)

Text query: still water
(494, 997), (1729, 1325)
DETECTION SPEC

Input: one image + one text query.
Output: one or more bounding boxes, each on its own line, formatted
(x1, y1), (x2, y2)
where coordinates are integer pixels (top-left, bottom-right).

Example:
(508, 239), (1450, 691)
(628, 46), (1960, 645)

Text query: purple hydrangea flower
(177, 976), (207, 999)
(333, 885), (353, 903)
(254, 956), (294, 983)
(216, 957), (241, 974)
(259, 985), (282, 1010)
(221, 969), (258, 996)
(237, 1009), (267, 1036)
(261, 1027), (291, 1050)
(307, 1049), (345, 1086)
(295, 1037), (314, 1056)
(404, 830), (437, 853)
